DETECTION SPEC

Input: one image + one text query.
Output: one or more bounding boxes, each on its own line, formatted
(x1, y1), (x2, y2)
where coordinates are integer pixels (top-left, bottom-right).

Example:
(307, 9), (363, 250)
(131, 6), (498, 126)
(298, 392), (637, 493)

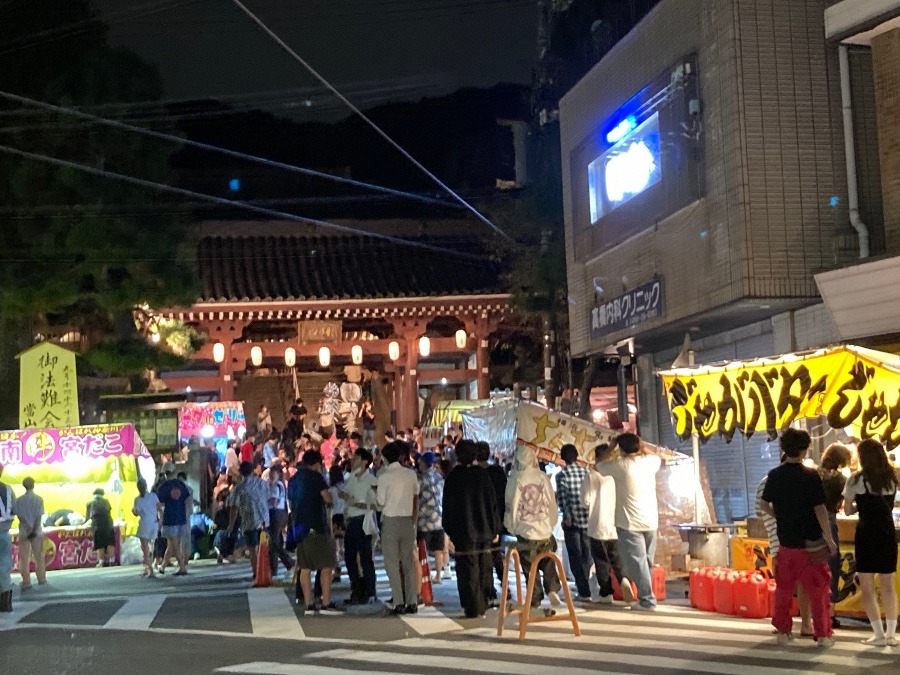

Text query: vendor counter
(10, 524), (121, 572)
(732, 517), (900, 618)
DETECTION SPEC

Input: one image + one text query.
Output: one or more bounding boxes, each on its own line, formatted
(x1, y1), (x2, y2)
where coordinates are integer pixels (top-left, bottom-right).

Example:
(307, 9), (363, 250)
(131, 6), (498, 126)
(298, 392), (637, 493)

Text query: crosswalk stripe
(436, 630), (892, 670)
(104, 594), (168, 631)
(308, 638), (836, 675)
(247, 588), (304, 639)
(520, 616), (877, 654)
(216, 663), (401, 675)
(308, 649), (623, 675)
(398, 605), (464, 636)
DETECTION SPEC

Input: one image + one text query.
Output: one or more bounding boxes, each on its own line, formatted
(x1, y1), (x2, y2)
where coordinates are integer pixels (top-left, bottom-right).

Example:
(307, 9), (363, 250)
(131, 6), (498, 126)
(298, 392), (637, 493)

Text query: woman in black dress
(843, 439), (899, 646)
(86, 489), (116, 567)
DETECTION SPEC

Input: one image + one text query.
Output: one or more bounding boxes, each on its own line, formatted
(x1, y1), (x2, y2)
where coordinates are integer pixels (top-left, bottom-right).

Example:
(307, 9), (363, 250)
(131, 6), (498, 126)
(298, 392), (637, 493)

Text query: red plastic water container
(695, 568), (717, 612)
(734, 574), (768, 619)
(766, 579), (800, 618)
(713, 570), (739, 615)
(652, 564), (667, 601)
(689, 568), (703, 608)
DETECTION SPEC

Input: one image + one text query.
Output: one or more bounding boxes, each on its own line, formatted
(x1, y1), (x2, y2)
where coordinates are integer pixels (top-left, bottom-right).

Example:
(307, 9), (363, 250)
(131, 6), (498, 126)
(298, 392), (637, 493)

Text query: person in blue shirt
(156, 469), (192, 576)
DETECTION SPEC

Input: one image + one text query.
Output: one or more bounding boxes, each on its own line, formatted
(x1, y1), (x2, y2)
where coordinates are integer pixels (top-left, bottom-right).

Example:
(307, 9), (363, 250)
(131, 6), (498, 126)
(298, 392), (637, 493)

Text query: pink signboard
(178, 402), (246, 439)
(12, 526), (121, 571)
(0, 423), (149, 468)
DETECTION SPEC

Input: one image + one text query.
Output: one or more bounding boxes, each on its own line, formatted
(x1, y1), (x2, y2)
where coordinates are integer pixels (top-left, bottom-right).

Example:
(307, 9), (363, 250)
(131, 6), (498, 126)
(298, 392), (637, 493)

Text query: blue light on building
(229, 178), (241, 192)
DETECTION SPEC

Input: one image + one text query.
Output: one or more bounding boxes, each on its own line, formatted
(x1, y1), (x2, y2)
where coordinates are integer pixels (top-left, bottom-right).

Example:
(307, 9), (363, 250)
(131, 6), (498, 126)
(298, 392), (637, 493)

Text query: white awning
(815, 255), (900, 340)
(825, 0), (900, 44)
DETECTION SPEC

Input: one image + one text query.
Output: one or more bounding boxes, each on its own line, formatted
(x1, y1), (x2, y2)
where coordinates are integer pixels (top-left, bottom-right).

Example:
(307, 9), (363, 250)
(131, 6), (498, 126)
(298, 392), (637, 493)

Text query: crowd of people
(1, 401), (897, 653)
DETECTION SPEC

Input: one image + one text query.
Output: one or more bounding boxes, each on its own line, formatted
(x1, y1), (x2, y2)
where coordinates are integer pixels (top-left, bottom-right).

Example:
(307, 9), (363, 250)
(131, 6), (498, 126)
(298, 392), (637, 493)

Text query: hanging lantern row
(215, 330), (470, 369)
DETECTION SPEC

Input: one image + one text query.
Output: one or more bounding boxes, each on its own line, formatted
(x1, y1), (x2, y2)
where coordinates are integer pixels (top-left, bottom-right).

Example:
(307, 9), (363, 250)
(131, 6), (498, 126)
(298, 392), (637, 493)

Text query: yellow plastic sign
(18, 342), (79, 429)
(659, 345), (900, 448)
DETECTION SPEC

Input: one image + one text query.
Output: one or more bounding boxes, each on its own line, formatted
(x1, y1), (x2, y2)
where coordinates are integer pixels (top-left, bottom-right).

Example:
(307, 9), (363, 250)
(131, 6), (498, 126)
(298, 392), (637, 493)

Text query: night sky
(93, 0), (539, 119)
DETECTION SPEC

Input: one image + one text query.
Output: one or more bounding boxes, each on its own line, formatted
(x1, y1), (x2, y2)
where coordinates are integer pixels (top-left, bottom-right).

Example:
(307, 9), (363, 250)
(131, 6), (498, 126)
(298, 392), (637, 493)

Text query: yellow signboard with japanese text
(18, 342), (79, 429)
(659, 345), (900, 448)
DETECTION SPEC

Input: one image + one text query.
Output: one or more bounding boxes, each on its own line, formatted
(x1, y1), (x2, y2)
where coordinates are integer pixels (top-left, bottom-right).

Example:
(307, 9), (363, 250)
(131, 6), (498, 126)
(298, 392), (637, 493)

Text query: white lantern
(351, 344), (363, 365)
(284, 347), (296, 367)
(418, 336), (431, 358)
(388, 340), (400, 361)
(455, 328), (468, 349)
(250, 345), (263, 366)
(213, 342), (226, 363)
(318, 346), (331, 368)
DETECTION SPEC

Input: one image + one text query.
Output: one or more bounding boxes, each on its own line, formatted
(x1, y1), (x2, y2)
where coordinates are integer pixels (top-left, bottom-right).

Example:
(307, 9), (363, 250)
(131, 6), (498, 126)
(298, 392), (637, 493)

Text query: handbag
(362, 509), (378, 536)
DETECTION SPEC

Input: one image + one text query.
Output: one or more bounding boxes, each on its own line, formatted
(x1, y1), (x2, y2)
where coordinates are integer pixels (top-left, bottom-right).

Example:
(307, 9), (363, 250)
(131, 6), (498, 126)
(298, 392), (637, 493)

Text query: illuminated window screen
(588, 112), (661, 222)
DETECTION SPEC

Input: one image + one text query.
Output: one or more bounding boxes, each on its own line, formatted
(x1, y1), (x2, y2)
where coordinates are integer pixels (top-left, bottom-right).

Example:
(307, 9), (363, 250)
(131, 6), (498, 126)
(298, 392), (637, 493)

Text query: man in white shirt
(376, 441), (419, 614)
(598, 432), (662, 610)
(15, 477), (46, 588)
(341, 448), (379, 604)
(582, 444), (626, 603)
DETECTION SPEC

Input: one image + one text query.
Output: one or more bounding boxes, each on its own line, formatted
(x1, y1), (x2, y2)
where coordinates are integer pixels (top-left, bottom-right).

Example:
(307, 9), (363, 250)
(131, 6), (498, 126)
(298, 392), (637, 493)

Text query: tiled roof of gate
(198, 234), (504, 302)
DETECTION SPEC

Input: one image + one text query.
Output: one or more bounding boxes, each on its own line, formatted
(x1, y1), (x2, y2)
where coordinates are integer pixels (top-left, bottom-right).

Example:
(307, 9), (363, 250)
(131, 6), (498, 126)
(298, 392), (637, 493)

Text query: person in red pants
(759, 429), (837, 649)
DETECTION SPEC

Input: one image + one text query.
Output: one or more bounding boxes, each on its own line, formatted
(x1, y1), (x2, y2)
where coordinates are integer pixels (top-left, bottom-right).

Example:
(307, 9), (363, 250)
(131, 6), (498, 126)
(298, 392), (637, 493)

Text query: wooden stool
(497, 547), (581, 641)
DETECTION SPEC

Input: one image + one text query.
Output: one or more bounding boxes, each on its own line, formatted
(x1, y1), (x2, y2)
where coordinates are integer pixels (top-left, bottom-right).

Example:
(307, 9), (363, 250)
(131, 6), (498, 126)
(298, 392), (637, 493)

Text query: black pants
(589, 537), (623, 598)
(488, 547), (505, 599)
(563, 525), (593, 598)
(518, 537), (561, 606)
(454, 541), (493, 618)
(268, 509), (294, 575)
(344, 515), (377, 601)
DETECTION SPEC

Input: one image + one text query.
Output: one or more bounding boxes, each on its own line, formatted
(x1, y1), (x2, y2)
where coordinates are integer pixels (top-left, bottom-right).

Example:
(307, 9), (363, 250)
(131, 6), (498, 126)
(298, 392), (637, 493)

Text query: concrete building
(560, 0), (891, 520)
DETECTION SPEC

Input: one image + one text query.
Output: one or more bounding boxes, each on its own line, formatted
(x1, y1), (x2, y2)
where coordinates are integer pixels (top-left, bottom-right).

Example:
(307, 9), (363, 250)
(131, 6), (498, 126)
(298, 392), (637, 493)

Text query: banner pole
(689, 349), (701, 524)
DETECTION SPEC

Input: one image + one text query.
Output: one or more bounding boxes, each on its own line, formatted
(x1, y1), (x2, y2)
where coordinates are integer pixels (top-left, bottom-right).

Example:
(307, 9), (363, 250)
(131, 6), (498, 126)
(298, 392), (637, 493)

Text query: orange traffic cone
(418, 538), (434, 605)
(253, 530), (272, 588)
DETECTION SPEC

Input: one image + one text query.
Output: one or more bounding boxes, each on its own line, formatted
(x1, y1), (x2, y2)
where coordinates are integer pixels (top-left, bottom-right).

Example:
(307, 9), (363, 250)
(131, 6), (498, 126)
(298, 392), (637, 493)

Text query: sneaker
(575, 595), (593, 604)
(390, 605), (407, 615)
(776, 632), (794, 646)
(304, 604), (317, 613)
(597, 595), (614, 604)
(630, 603), (657, 611)
(816, 637), (835, 649)
(548, 591), (562, 607)
(319, 603), (340, 615)
(862, 636), (889, 646)
(282, 568), (294, 582)
(620, 578), (636, 604)
(405, 604), (418, 615)
(488, 597), (500, 609)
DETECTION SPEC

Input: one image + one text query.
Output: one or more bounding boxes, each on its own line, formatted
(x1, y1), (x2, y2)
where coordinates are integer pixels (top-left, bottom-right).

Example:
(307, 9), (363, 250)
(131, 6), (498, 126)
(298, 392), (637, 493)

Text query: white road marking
(104, 594), (168, 631)
(216, 663), (404, 675)
(248, 588), (304, 639)
(398, 605), (464, 636)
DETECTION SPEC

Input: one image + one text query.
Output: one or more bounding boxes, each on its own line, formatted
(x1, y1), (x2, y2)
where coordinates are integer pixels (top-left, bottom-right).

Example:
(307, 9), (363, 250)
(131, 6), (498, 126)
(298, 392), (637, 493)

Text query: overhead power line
(0, 143), (488, 262)
(230, 0), (515, 244)
(0, 90), (460, 209)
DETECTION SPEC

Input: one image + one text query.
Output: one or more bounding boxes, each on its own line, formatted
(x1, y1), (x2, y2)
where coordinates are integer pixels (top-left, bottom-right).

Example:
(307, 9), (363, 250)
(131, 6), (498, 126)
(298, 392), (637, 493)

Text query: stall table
(11, 524), (122, 571)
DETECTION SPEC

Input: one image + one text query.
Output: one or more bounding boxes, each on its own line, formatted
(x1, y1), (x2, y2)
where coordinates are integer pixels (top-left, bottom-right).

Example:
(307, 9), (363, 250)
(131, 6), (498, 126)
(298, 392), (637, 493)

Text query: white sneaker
(620, 577), (636, 604)
(629, 603), (656, 611)
(776, 632), (794, 646)
(547, 591), (562, 607)
(597, 595), (614, 604)
(862, 636), (889, 646)
(816, 637), (835, 649)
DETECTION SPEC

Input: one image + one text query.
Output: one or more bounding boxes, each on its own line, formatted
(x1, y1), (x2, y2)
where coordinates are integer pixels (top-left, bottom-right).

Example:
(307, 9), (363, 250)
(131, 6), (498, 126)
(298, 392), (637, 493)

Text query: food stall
(659, 344), (900, 615)
(178, 401), (246, 462)
(461, 399), (707, 573)
(1, 423), (155, 571)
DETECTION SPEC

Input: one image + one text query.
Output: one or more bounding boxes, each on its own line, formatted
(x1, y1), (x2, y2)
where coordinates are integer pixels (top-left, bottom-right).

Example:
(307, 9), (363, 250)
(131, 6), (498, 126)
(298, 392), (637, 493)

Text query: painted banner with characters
(178, 401), (246, 440)
(12, 526), (121, 571)
(515, 400), (619, 464)
(659, 345), (900, 448)
(0, 423), (149, 468)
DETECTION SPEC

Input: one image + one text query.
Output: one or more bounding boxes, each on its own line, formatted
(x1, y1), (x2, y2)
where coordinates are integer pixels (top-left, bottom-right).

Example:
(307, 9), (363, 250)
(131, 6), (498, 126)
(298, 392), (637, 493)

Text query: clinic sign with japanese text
(590, 278), (664, 340)
(18, 342), (79, 429)
(659, 346), (900, 449)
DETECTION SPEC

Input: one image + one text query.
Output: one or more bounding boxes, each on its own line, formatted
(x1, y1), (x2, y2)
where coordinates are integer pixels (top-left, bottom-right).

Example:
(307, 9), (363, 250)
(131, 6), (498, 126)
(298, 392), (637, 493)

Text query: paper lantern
(351, 344), (363, 365)
(388, 340), (400, 361)
(284, 347), (296, 367)
(455, 328), (468, 349)
(418, 336), (431, 358)
(318, 346), (331, 368)
(213, 342), (226, 363)
(250, 345), (263, 366)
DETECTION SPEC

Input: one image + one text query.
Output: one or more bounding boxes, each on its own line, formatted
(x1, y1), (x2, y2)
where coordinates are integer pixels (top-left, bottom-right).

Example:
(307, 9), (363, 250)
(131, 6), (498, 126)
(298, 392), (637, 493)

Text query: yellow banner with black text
(659, 345), (900, 448)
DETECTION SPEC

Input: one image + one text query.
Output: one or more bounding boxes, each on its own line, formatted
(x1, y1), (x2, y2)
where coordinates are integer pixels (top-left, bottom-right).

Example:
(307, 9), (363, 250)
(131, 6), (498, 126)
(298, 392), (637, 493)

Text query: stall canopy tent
(0, 423), (156, 534)
(658, 345), (900, 449)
